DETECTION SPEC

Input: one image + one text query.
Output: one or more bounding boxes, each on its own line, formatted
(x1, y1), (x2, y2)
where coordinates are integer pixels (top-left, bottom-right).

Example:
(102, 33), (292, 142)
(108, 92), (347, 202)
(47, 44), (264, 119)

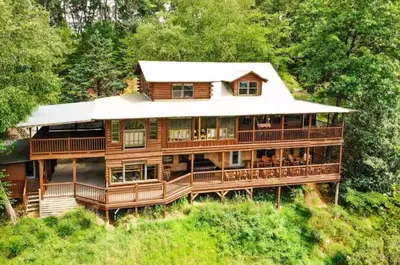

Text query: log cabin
(12, 61), (352, 219)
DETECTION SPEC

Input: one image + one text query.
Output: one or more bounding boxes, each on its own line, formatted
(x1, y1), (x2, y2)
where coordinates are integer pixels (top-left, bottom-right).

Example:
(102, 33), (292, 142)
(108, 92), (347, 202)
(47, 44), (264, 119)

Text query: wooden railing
(237, 126), (342, 143)
(76, 183), (106, 203)
(6, 180), (25, 198)
(193, 171), (223, 184)
(30, 137), (105, 155)
(165, 173), (191, 197)
(43, 182), (74, 198)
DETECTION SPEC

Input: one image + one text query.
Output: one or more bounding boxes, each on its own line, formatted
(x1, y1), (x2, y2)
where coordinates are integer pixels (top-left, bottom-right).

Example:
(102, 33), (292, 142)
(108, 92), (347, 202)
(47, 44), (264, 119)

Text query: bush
(3, 235), (27, 258)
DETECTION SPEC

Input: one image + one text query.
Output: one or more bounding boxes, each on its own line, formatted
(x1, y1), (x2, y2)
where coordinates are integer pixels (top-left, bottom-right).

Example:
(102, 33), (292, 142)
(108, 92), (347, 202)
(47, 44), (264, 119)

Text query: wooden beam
(339, 145), (343, 175)
(235, 117), (239, 144)
(341, 114), (345, 138)
(216, 117), (220, 140)
(72, 159), (77, 196)
(308, 114), (312, 139)
(277, 186), (281, 210)
(335, 182), (340, 205)
(39, 160), (44, 200)
(252, 116), (256, 142)
(105, 210), (109, 223)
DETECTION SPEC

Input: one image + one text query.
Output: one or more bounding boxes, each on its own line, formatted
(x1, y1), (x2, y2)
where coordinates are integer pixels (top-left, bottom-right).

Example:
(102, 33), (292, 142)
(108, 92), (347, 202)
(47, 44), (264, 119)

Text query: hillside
(0, 188), (399, 265)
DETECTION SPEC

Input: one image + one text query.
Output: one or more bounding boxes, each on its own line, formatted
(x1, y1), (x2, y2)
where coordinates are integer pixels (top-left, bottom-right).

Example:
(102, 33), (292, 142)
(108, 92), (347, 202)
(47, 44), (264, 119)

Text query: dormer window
(172, 83), (194, 98)
(239, 81), (258, 95)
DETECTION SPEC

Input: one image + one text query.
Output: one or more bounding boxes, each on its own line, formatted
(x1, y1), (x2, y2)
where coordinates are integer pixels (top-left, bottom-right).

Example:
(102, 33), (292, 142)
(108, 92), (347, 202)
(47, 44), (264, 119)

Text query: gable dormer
(226, 71), (268, 96)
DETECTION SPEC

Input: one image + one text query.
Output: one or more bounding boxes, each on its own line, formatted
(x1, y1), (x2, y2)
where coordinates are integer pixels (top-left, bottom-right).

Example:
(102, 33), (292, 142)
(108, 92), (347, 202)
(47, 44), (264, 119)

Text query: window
(179, 155), (189, 163)
(256, 149), (275, 158)
(172, 83), (194, 98)
(230, 151), (242, 167)
(163, 155), (173, 164)
(149, 119), (157, 140)
(220, 117), (235, 139)
(168, 118), (192, 141)
(111, 120), (120, 142)
(124, 120), (145, 148)
(194, 117), (217, 140)
(110, 164), (158, 183)
(239, 81), (258, 95)
(25, 161), (36, 178)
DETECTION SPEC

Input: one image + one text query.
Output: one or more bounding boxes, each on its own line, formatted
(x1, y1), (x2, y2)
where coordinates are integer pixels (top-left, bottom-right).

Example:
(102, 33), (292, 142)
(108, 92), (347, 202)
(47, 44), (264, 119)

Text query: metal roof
(18, 61), (352, 127)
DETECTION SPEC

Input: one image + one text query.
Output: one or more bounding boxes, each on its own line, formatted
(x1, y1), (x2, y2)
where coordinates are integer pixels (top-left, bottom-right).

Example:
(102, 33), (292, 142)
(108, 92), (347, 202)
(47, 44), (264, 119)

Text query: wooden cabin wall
(1, 163), (25, 181)
(150, 82), (212, 100)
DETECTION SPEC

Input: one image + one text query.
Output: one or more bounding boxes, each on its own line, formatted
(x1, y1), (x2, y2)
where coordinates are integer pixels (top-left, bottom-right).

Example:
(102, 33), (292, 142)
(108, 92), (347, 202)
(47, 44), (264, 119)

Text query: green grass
(0, 189), (399, 265)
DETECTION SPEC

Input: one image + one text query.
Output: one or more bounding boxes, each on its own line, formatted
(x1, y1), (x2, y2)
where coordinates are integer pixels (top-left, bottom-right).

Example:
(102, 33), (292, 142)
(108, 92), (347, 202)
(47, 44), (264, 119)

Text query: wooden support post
(306, 147), (310, 177)
(135, 207), (138, 218)
(281, 115), (285, 140)
(252, 116), (256, 142)
(221, 152), (225, 183)
(29, 128), (32, 138)
(279, 149), (283, 178)
(308, 114), (312, 139)
(72, 159), (77, 196)
(163, 204), (167, 218)
(190, 193), (194, 204)
(250, 150), (254, 181)
(341, 114), (345, 138)
(163, 181), (167, 199)
(335, 182), (340, 205)
(135, 183), (139, 202)
(277, 186), (281, 210)
(190, 153), (194, 186)
(39, 160), (44, 200)
(235, 117), (239, 144)
(105, 210), (109, 223)
(339, 145), (343, 174)
(216, 117), (220, 140)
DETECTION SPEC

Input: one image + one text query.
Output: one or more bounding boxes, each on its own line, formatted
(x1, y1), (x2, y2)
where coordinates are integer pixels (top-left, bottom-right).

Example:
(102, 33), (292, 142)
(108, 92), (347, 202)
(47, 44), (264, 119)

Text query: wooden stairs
(26, 191), (40, 213)
(40, 197), (78, 218)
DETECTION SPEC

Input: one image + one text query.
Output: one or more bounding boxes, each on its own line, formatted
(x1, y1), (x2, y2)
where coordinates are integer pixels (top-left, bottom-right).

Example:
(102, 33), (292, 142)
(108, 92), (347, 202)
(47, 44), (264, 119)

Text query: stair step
(28, 199), (39, 203)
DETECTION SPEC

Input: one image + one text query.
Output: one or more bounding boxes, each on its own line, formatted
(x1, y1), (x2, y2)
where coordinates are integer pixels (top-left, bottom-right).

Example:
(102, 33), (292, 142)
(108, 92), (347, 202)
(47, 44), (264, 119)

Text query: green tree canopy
(0, 0), (65, 134)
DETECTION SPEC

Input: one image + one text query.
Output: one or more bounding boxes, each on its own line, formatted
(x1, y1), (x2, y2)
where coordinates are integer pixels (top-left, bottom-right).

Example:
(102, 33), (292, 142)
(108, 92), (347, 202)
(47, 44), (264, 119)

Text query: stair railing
(22, 179), (28, 213)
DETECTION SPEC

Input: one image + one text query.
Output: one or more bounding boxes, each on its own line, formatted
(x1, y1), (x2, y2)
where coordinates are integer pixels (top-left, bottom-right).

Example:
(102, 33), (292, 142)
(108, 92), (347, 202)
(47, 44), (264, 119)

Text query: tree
(293, 0), (400, 192)
(122, 0), (277, 69)
(61, 22), (126, 102)
(0, 171), (17, 224)
(0, 0), (65, 135)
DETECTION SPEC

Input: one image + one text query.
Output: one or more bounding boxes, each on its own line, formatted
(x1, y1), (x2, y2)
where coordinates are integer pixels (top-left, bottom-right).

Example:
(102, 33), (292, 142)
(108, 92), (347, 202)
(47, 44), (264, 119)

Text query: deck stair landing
(40, 197), (78, 218)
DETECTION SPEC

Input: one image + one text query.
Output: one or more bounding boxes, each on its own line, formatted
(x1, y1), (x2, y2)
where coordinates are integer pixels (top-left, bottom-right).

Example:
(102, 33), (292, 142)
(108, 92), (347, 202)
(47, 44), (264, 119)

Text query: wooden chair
(272, 155), (280, 167)
(288, 154), (299, 166)
(164, 168), (171, 180)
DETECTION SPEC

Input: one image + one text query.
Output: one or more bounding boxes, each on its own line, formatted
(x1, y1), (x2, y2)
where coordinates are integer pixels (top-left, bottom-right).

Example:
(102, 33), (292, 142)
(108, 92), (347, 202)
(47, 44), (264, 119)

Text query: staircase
(26, 191), (40, 213)
(40, 197), (78, 218)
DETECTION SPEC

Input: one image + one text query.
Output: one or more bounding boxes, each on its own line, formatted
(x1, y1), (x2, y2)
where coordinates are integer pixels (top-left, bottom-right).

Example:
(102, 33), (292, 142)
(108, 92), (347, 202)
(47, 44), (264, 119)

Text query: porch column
(341, 114), (345, 138)
(306, 147), (310, 177)
(339, 145), (343, 174)
(250, 150), (254, 181)
(279, 149), (283, 178)
(72, 158), (77, 197)
(221, 152), (225, 183)
(308, 114), (312, 139)
(335, 182), (340, 205)
(39, 160), (44, 200)
(281, 115), (285, 140)
(252, 116), (256, 142)
(190, 153), (194, 186)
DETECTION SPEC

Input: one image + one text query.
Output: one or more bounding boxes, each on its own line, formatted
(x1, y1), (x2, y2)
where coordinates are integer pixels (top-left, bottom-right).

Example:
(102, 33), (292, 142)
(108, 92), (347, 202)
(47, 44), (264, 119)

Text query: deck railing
(6, 180), (25, 198)
(30, 137), (105, 155)
(76, 183), (106, 203)
(166, 173), (191, 196)
(237, 126), (342, 143)
(43, 182), (74, 198)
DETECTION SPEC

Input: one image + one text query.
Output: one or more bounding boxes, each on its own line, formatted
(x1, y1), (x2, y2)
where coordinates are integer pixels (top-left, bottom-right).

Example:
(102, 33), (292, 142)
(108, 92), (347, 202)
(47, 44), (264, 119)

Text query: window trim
(109, 163), (159, 185)
(123, 120), (146, 149)
(172, 83), (194, 99)
(111, 120), (120, 142)
(149, 118), (158, 141)
(229, 151), (242, 167)
(238, 81), (258, 96)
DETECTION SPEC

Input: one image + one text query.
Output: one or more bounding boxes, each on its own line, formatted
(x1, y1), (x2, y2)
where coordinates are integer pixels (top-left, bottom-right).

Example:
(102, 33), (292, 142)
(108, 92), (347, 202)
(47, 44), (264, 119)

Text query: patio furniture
(164, 168), (171, 180)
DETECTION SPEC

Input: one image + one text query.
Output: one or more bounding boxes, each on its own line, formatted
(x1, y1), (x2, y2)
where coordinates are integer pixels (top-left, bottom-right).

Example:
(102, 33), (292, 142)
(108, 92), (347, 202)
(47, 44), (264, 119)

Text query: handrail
(43, 182), (74, 186)
(22, 179), (28, 212)
(167, 173), (191, 184)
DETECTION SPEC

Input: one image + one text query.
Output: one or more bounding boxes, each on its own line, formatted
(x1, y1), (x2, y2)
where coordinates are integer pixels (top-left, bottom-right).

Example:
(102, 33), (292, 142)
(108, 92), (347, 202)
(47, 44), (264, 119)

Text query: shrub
(3, 235), (27, 258)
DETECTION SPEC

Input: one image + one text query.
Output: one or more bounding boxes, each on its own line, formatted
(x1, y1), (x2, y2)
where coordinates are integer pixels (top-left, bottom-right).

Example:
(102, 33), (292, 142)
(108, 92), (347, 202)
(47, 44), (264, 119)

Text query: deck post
(306, 147), (310, 177)
(105, 210), (109, 223)
(308, 114), (312, 139)
(163, 181), (167, 199)
(335, 182), (340, 205)
(221, 152), (225, 183)
(135, 183), (139, 202)
(279, 149), (283, 178)
(190, 153), (194, 186)
(339, 145), (343, 174)
(72, 158), (77, 197)
(277, 186), (281, 210)
(39, 160), (44, 200)
(252, 116), (256, 142)
(250, 150), (254, 181)
(135, 207), (138, 217)
(163, 204), (167, 218)
(341, 114), (345, 138)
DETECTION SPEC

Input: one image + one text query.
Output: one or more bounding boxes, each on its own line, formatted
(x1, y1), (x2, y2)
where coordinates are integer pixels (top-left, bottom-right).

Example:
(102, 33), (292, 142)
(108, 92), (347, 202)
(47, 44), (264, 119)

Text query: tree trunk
(0, 184), (17, 224)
